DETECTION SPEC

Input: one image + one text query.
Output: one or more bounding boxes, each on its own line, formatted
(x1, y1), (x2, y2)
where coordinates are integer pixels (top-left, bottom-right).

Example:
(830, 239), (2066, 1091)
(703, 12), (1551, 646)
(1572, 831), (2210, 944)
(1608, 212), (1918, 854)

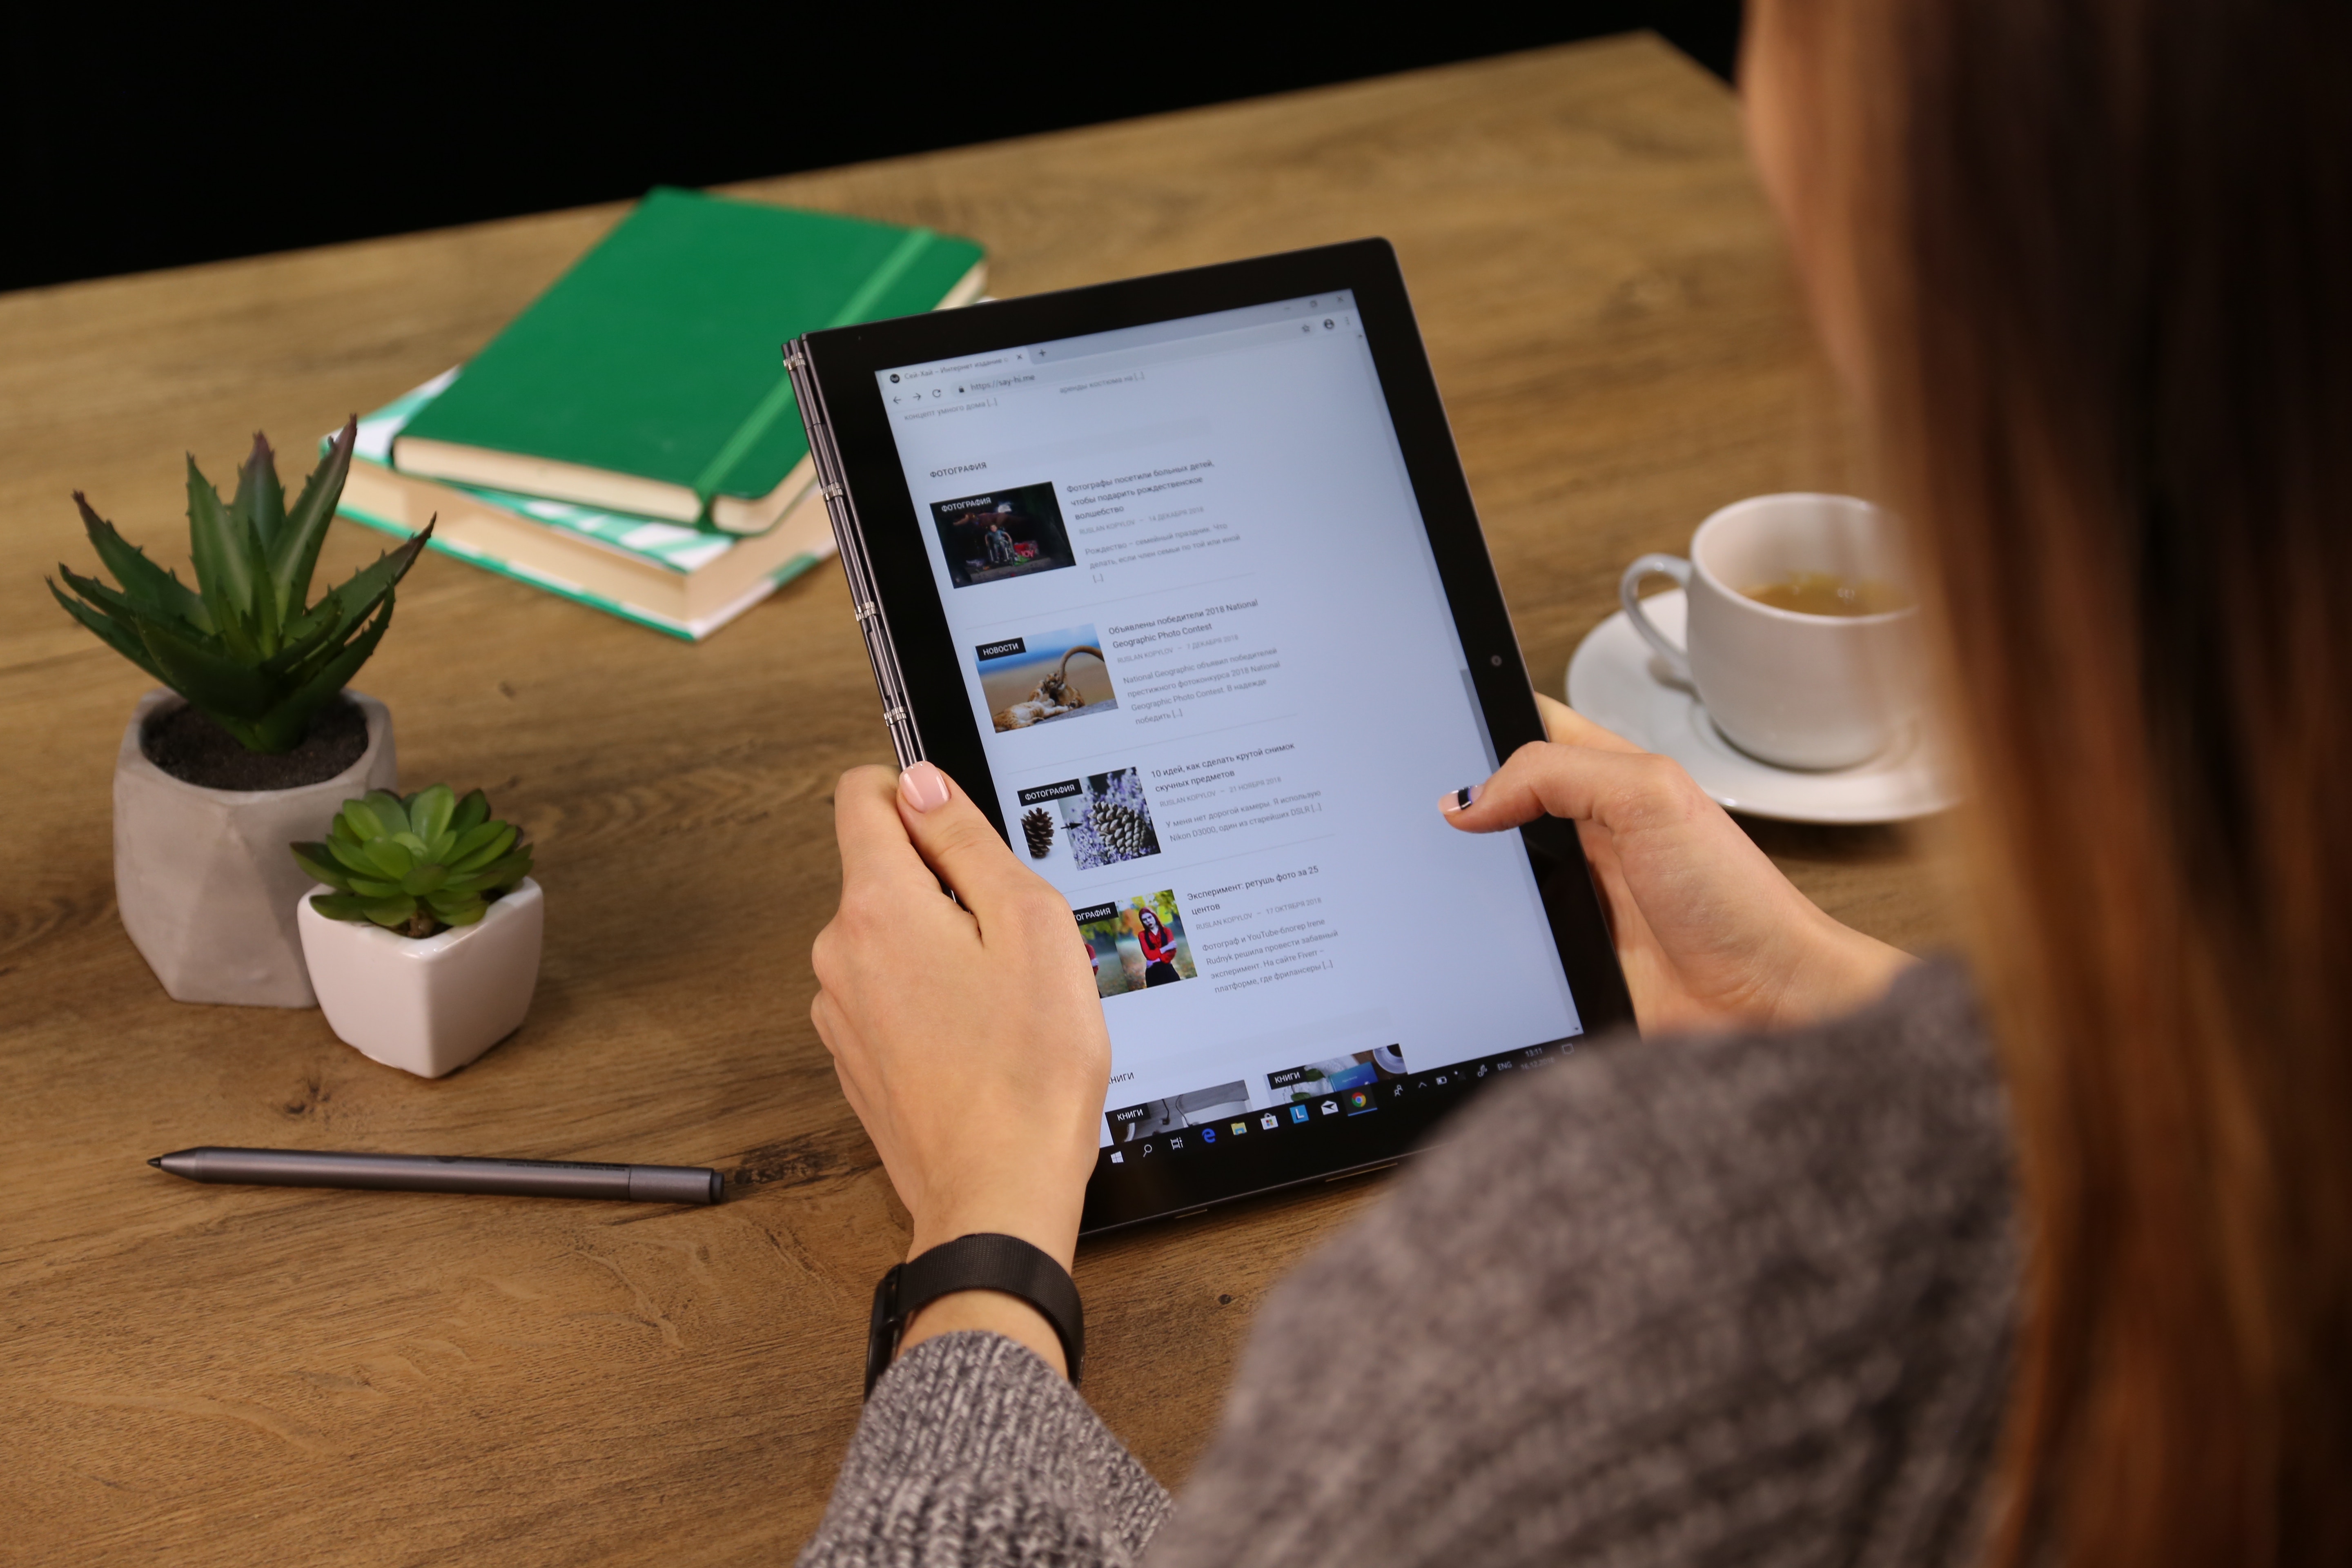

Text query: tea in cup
(1619, 493), (1922, 770)
(1739, 570), (1911, 618)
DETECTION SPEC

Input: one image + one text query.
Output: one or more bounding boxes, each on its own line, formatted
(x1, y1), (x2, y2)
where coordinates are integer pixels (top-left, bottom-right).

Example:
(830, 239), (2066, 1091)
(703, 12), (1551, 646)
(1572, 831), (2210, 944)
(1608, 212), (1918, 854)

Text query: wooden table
(0, 36), (1953, 1564)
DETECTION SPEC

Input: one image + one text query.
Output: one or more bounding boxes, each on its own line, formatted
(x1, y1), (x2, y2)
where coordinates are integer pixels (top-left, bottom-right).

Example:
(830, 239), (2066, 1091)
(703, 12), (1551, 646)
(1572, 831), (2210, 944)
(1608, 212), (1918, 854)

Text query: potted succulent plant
(292, 785), (542, 1079)
(48, 421), (432, 1006)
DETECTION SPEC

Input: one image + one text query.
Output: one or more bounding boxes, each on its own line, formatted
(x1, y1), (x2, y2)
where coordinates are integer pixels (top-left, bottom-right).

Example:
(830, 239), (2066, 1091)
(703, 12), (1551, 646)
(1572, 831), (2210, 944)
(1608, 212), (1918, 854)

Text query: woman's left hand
(1443, 695), (1911, 1033)
(809, 762), (1111, 1375)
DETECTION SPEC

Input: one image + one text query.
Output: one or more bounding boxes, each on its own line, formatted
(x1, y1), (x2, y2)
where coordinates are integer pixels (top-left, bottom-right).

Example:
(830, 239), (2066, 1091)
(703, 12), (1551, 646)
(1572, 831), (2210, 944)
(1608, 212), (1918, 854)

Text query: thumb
(894, 761), (1039, 910)
(1440, 738), (1706, 837)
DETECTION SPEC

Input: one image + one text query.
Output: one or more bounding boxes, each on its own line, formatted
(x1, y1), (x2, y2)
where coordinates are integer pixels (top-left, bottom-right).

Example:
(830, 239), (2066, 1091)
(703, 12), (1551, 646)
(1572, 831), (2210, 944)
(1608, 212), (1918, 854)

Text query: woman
(1134, 907), (1180, 986)
(800, 1), (2350, 1563)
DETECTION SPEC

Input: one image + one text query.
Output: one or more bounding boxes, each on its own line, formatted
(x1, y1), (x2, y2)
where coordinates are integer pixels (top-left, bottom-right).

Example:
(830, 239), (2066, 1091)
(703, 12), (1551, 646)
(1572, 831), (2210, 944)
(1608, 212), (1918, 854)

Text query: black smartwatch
(865, 1233), (1085, 1399)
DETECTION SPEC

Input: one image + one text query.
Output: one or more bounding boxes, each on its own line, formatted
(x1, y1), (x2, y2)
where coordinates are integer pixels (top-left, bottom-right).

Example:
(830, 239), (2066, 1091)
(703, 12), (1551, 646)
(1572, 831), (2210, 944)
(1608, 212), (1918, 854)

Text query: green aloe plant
(292, 785), (535, 939)
(48, 420), (433, 755)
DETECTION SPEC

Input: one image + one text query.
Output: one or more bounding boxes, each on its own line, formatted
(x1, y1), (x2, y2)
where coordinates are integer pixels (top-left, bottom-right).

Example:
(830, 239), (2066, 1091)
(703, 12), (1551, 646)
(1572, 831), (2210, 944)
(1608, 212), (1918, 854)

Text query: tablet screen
(871, 292), (1584, 1153)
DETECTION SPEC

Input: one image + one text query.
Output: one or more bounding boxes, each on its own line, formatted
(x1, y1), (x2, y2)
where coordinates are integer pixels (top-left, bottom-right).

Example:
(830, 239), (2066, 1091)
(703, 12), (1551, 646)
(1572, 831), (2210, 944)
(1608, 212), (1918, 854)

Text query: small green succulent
(292, 785), (534, 938)
(48, 421), (433, 755)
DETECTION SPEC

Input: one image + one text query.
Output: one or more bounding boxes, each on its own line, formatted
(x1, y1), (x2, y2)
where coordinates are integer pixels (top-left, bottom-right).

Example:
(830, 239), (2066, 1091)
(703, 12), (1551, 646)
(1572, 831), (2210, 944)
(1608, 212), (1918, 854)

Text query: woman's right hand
(1442, 694), (1911, 1034)
(809, 762), (1111, 1377)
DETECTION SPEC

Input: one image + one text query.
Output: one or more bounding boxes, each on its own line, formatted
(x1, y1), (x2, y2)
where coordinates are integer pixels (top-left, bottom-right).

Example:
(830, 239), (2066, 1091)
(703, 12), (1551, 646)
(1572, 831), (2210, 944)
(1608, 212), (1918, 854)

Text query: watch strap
(866, 1232), (1085, 1399)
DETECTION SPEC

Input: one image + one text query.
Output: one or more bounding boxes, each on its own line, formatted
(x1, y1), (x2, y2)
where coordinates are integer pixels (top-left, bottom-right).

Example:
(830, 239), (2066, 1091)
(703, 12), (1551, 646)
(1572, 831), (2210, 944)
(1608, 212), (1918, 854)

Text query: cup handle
(1619, 555), (1694, 682)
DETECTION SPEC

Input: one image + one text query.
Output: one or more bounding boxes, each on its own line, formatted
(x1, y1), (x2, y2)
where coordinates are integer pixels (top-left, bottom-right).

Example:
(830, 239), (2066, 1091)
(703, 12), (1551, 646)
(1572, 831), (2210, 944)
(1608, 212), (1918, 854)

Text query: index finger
(1536, 693), (1646, 754)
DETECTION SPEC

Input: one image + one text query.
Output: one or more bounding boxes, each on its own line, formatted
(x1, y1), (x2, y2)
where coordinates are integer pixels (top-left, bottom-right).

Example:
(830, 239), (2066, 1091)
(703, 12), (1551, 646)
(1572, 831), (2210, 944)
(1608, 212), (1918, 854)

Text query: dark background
(4, 6), (1740, 296)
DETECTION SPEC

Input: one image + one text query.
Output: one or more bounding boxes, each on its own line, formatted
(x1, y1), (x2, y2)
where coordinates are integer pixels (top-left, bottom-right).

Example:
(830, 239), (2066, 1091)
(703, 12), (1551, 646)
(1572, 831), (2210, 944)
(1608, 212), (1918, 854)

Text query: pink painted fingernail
(899, 762), (951, 813)
(1440, 784), (1480, 813)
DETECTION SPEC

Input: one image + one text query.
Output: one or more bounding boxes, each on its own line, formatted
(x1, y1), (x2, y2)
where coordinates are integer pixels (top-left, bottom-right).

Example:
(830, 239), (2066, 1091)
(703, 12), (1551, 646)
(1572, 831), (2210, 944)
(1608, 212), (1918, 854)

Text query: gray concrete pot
(114, 688), (398, 1007)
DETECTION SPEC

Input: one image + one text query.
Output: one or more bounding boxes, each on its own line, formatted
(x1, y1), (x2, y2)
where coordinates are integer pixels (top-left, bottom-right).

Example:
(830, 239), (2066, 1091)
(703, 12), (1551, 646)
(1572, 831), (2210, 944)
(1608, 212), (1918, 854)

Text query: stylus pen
(147, 1146), (722, 1205)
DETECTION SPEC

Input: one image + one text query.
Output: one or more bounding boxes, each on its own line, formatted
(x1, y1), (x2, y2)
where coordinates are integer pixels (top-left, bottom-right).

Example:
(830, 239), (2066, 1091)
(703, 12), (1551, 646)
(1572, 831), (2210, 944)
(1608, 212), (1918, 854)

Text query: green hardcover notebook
(335, 372), (837, 641)
(392, 186), (985, 532)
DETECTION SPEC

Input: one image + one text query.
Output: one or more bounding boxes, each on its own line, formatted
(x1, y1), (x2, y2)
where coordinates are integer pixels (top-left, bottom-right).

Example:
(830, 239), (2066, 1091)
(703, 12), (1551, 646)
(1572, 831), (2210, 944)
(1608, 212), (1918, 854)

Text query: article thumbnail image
(1107, 1079), (1249, 1143)
(931, 481), (1076, 588)
(1059, 768), (1160, 870)
(980, 626), (1115, 733)
(1077, 891), (1197, 998)
(1277, 1047), (1409, 1104)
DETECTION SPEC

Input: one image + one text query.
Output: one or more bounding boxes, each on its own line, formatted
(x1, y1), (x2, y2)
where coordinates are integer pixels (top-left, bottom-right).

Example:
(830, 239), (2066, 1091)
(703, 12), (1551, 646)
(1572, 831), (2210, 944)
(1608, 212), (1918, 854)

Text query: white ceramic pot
(114, 688), (398, 1007)
(296, 878), (544, 1078)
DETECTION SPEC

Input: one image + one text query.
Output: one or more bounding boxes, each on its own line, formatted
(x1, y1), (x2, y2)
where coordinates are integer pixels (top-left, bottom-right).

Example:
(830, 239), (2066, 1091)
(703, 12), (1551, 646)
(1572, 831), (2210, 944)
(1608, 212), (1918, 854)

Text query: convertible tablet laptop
(786, 239), (1634, 1233)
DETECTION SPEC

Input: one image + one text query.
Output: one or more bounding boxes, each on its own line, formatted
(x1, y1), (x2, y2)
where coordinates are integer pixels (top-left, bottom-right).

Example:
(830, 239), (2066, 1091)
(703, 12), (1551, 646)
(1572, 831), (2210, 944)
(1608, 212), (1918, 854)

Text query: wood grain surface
(0, 35), (1954, 1564)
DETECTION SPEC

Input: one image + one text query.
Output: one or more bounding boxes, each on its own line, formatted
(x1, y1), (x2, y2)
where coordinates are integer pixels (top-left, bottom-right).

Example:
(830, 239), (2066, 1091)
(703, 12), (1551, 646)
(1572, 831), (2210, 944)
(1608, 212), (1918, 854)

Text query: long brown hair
(1766, 1), (2352, 1562)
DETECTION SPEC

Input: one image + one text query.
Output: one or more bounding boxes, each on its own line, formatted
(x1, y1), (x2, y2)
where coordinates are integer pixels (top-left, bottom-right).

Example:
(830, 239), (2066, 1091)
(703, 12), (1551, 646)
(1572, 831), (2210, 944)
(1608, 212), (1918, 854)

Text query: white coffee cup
(1619, 493), (1922, 770)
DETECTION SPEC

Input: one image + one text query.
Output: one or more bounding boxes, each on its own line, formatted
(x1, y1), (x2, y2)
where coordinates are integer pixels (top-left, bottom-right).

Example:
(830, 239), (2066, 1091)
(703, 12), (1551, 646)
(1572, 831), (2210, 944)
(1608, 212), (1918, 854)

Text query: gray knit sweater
(801, 961), (2017, 1568)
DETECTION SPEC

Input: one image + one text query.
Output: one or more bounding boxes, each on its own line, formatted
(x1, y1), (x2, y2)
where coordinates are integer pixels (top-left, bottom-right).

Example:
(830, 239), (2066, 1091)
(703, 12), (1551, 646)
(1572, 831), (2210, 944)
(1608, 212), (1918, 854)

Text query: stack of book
(335, 187), (986, 639)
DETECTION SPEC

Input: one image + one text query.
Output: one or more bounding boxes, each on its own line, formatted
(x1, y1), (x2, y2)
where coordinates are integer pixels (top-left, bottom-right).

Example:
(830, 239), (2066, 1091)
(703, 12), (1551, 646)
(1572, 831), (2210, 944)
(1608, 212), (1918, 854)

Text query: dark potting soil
(142, 698), (369, 791)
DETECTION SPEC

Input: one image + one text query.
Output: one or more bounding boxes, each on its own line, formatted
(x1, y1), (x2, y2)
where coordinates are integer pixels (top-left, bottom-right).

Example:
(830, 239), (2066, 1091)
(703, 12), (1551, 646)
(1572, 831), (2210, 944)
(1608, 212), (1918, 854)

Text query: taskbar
(1079, 1036), (1574, 1232)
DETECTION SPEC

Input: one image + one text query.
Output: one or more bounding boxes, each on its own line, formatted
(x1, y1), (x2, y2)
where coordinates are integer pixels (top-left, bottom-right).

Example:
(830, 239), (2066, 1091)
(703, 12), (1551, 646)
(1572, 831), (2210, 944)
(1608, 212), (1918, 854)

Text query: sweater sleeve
(795, 1330), (1172, 1568)
(1143, 960), (2018, 1568)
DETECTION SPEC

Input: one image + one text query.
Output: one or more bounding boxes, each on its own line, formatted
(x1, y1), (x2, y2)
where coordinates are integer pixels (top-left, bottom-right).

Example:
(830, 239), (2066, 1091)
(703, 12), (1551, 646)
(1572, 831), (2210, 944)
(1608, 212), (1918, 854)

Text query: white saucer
(1564, 591), (1958, 824)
